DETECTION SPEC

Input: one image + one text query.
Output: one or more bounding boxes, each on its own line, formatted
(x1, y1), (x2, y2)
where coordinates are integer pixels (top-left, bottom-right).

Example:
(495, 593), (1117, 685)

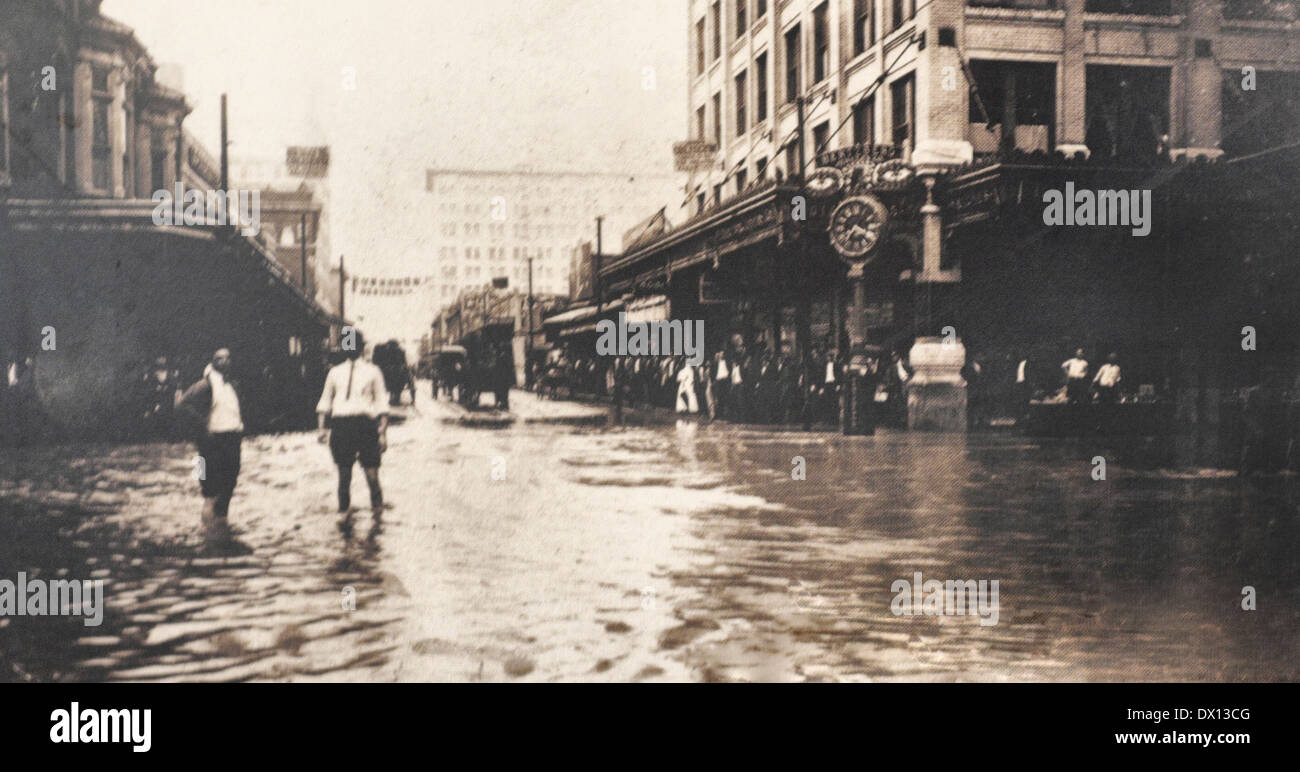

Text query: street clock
(828, 195), (890, 261)
(871, 159), (917, 190)
(804, 167), (844, 198)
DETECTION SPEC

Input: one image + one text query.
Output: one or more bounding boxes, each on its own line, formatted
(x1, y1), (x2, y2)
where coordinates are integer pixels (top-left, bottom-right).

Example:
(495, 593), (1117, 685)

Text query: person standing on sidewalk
(177, 348), (244, 535)
(316, 335), (388, 515)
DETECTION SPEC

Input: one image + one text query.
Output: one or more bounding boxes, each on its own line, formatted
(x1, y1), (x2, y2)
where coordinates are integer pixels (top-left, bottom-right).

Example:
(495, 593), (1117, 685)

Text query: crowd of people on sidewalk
(536, 344), (912, 430)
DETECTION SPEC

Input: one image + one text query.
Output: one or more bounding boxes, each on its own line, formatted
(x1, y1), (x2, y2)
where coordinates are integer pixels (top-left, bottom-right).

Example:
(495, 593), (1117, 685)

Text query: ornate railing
(1223, 0), (1298, 20)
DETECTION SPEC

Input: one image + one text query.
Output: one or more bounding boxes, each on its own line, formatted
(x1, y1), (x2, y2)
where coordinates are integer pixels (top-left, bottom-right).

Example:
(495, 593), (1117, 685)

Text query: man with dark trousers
(317, 334), (388, 515)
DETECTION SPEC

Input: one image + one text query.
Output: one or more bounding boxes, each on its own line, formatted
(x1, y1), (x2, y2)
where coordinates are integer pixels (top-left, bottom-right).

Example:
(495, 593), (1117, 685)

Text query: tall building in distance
(424, 168), (684, 313)
(685, 0), (1300, 213)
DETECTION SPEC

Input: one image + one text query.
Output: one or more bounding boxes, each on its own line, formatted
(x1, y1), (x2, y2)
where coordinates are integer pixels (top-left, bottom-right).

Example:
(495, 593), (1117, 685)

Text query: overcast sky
(102, 0), (687, 276)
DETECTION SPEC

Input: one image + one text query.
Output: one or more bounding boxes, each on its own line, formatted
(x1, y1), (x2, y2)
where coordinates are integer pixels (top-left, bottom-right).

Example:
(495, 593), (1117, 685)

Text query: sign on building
(673, 140), (718, 172)
(286, 146), (330, 177)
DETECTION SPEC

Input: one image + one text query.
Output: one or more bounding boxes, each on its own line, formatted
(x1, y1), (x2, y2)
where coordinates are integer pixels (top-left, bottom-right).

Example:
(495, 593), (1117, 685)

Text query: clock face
(828, 195), (889, 260)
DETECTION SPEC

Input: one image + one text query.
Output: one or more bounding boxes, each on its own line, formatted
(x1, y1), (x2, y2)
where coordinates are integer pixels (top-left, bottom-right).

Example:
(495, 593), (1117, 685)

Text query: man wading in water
(177, 348), (244, 536)
(316, 333), (388, 515)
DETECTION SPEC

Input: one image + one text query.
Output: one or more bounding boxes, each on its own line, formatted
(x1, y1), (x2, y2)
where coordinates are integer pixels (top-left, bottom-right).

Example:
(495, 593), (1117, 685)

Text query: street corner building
(601, 0), (1300, 457)
(0, 0), (341, 442)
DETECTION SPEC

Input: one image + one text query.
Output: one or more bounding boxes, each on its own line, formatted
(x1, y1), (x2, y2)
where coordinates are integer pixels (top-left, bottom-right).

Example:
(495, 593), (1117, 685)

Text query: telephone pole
(300, 213), (308, 292)
(526, 256), (535, 388)
(219, 94), (229, 191)
(594, 215), (604, 313)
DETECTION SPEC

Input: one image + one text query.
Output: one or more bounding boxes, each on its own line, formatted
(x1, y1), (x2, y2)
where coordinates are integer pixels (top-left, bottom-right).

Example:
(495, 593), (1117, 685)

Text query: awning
(624, 294), (670, 323)
(543, 304), (599, 327)
(542, 296), (627, 327)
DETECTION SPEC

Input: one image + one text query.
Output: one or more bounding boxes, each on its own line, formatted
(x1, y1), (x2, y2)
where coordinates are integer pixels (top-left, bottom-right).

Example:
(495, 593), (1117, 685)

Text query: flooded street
(3, 401), (1299, 682)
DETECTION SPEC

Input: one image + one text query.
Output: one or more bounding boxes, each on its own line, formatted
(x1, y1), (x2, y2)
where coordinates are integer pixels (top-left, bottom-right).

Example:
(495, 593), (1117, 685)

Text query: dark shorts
(329, 416), (382, 469)
(197, 432), (242, 499)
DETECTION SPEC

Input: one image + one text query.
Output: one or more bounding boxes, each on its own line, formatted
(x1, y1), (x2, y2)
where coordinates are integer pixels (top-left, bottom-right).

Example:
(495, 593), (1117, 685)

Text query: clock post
(842, 261), (877, 436)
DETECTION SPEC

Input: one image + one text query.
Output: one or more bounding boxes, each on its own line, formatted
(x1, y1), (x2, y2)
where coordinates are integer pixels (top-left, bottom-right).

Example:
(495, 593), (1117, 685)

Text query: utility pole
(219, 94), (228, 191)
(526, 256), (535, 389)
(300, 213), (308, 292)
(338, 255), (345, 324)
(594, 215), (604, 313)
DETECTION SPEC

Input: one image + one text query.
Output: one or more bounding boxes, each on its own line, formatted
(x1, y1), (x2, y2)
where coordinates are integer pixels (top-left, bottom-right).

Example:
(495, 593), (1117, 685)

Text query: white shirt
(1062, 357), (1089, 379)
(676, 364), (696, 387)
(1016, 360), (1028, 383)
(714, 357), (729, 381)
(825, 361), (836, 384)
(206, 368), (244, 434)
(1094, 363), (1121, 388)
(316, 359), (388, 419)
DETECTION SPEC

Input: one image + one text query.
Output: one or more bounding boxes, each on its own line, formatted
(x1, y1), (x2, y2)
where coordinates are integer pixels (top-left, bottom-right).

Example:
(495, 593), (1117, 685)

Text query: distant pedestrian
(317, 335), (388, 514)
(177, 348), (244, 535)
(1061, 348), (1090, 405)
(676, 357), (698, 414)
(1093, 353), (1122, 404)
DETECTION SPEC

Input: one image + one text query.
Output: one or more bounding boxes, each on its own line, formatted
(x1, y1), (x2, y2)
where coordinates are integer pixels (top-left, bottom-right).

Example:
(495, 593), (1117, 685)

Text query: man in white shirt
(1061, 349), (1090, 405)
(177, 348), (244, 535)
(317, 334), (389, 514)
(1092, 353), (1122, 404)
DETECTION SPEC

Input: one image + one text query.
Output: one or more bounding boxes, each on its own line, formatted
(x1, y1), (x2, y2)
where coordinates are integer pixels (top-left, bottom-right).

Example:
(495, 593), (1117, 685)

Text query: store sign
(286, 146), (330, 178)
(673, 140), (718, 172)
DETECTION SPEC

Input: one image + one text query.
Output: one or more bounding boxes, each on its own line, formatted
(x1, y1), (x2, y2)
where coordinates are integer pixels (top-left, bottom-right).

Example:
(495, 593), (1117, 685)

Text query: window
(712, 2), (722, 60)
(892, 0), (914, 31)
(697, 18), (706, 74)
(697, 192), (707, 213)
(91, 67), (112, 191)
(756, 157), (768, 179)
(968, 0), (1055, 7)
(735, 70), (747, 135)
(1084, 0), (1170, 13)
(784, 25), (802, 104)
(1221, 70), (1300, 157)
(713, 183), (724, 205)
(737, 0), (746, 35)
(713, 91), (722, 145)
(757, 0), (767, 17)
(1085, 65), (1170, 161)
(696, 105), (706, 140)
(853, 96), (875, 145)
(756, 53), (768, 121)
(890, 74), (915, 147)
(968, 60), (1056, 153)
(854, 0), (875, 55)
(812, 121), (830, 157)
(785, 140), (799, 177)
(736, 169), (747, 192)
(813, 3), (829, 84)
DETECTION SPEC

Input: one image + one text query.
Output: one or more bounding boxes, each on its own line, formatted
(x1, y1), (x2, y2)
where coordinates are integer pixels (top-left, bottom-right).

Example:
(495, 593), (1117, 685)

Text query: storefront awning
(542, 296), (628, 327)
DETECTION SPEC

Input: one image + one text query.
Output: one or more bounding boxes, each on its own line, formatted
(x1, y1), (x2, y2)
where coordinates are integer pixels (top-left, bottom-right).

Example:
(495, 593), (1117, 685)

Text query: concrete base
(907, 337), (968, 432)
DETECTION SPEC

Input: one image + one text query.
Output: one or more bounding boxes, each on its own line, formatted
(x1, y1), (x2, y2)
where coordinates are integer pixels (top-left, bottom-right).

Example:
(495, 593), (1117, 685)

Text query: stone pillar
(134, 119), (151, 199)
(1059, 0), (1088, 149)
(907, 336), (966, 432)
